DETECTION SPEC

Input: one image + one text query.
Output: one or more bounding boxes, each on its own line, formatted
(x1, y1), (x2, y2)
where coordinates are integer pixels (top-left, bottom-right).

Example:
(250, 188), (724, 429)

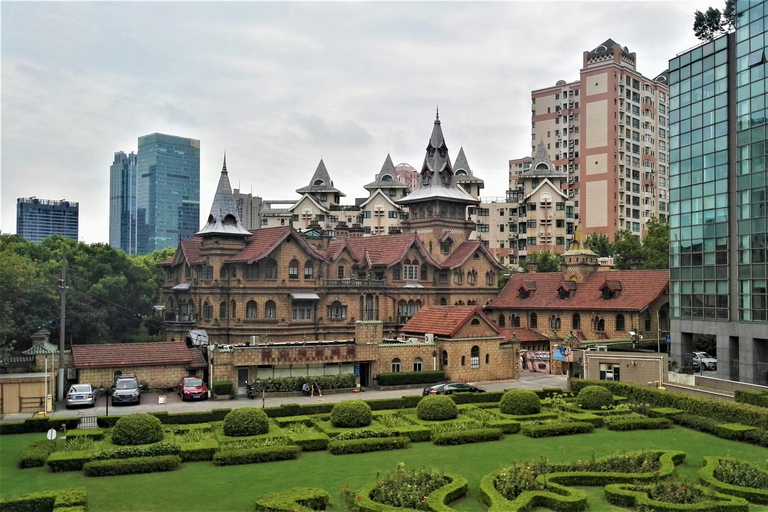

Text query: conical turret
(197, 154), (251, 237)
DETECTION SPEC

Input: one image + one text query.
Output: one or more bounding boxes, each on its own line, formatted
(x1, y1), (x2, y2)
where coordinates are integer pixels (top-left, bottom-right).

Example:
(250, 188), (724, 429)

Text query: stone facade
(582, 351), (667, 386)
(77, 365), (203, 391)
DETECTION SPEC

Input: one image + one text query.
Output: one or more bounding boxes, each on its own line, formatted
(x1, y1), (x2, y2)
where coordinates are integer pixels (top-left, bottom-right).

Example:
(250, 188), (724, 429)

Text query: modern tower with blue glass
(136, 133), (200, 255)
(669, 0), (768, 384)
(109, 151), (138, 253)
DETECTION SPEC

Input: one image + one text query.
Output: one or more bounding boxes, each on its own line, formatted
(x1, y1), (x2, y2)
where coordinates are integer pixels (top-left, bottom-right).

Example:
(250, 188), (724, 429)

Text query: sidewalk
(2, 372), (567, 422)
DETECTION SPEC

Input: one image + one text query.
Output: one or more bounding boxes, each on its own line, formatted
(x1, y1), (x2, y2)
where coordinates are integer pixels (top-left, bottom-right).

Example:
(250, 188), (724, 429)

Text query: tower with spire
(360, 153), (409, 235)
(291, 159), (348, 232)
(453, 147), (484, 199)
(398, 110), (479, 254)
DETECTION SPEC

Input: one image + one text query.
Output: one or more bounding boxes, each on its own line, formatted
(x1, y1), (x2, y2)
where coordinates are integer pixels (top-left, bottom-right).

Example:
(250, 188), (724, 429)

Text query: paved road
(2, 371), (567, 422)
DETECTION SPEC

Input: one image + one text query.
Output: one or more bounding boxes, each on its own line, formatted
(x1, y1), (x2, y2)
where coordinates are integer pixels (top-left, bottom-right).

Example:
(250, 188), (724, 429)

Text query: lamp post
(99, 385), (109, 416)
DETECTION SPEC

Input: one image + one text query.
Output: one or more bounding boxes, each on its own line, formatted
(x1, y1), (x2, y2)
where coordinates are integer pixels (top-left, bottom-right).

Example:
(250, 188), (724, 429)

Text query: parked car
(112, 374), (141, 405)
(422, 382), (486, 396)
(177, 376), (208, 401)
(692, 352), (717, 371)
(65, 384), (95, 408)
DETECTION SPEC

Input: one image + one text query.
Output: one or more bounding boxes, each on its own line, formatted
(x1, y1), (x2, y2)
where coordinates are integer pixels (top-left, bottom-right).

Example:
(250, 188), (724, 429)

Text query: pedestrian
(302, 382), (311, 397)
(312, 381), (322, 397)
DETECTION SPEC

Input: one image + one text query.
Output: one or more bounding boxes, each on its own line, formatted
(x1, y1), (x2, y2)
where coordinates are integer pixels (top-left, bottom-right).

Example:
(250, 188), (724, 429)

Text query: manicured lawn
(2, 426), (768, 512)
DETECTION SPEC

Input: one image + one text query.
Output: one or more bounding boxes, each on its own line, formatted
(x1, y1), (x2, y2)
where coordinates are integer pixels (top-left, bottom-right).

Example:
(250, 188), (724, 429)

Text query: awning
(172, 282), (192, 291)
(187, 329), (209, 347)
(290, 293), (320, 300)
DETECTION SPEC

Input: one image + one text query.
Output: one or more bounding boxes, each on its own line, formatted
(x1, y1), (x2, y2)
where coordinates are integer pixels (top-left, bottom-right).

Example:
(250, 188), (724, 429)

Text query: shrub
(375, 371), (446, 386)
(223, 407), (270, 436)
(369, 464), (449, 510)
(46, 451), (93, 472)
(715, 422), (758, 440)
(432, 428), (504, 445)
(521, 422), (594, 438)
(65, 429), (105, 442)
(111, 413), (164, 446)
(742, 428), (768, 448)
(53, 487), (88, 509)
(577, 385), (614, 410)
(735, 390), (768, 408)
(417, 395), (458, 421)
(327, 436), (410, 455)
(330, 400), (372, 428)
(18, 440), (56, 469)
(164, 409), (231, 424)
(252, 374), (356, 393)
(334, 428), (396, 441)
(212, 380), (234, 395)
(254, 488), (330, 512)
(499, 390), (541, 415)
(605, 417), (672, 431)
(93, 442), (181, 460)
(179, 441), (219, 462)
(83, 455), (181, 477)
(671, 412), (719, 434)
(212, 445), (300, 466)
(0, 487), (86, 512)
(648, 407), (684, 419)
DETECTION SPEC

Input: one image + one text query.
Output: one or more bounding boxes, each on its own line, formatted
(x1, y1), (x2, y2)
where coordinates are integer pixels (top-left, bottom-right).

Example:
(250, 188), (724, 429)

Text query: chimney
(527, 261), (538, 274)
(336, 221), (349, 240)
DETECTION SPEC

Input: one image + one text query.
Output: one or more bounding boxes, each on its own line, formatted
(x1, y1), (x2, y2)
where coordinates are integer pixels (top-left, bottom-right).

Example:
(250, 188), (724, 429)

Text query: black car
(112, 375), (141, 405)
(422, 382), (486, 396)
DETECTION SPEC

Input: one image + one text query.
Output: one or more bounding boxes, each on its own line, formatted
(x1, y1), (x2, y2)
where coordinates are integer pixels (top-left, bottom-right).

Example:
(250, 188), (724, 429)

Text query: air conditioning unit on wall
(67, 368), (77, 380)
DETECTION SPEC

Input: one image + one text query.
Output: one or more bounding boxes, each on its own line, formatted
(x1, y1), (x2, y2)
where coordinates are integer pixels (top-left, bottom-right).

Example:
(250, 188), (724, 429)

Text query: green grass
(2, 426), (768, 512)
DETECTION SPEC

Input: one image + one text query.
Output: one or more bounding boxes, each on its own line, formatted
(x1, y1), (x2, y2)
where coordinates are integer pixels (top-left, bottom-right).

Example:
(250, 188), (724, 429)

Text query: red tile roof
(72, 341), (206, 369)
(403, 306), (501, 337)
(327, 234), (439, 268)
(488, 270), (668, 312)
(226, 227), (327, 264)
(501, 328), (549, 343)
(441, 241), (506, 270)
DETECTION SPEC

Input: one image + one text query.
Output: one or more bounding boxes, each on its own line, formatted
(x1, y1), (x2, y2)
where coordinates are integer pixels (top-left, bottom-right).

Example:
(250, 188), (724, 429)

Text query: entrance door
(237, 368), (249, 396)
(358, 362), (371, 387)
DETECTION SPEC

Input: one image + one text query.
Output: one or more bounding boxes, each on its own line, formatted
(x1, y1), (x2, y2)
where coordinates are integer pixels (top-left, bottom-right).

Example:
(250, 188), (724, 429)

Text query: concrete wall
(78, 365), (202, 390)
(583, 351), (666, 385)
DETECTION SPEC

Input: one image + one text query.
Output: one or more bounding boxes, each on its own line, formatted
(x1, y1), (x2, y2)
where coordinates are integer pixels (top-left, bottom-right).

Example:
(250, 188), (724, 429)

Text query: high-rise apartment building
(109, 151), (138, 253)
(16, 197), (79, 243)
(525, 39), (670, 241)
(136, 133), (200, 254)
(232, 188), (263, 231)
(669, 0), (768, 385)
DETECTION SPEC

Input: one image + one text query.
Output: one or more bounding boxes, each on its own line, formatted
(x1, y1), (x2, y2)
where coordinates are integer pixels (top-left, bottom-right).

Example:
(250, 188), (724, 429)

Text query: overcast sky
(2, 1), (709, 244)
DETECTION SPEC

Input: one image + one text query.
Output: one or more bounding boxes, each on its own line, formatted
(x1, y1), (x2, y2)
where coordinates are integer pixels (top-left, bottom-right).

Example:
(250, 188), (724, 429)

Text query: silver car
(65, 384), (95, 408)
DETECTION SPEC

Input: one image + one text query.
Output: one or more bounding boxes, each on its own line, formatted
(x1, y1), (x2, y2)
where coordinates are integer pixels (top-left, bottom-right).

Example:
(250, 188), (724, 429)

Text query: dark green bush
(334, 428), (395, 441)
(715, 423), (757, 441)
(0, 417), (81, 436)
(417, 395), (458, 421)
(164, 409), (231, 424)
(179, 441), (219, 462)
(212, 445), (301, 466)
(0, 487), (85, 512)
(499, 390), (541, 415)
(521, 422), (594, 438)
(53, 487), (87, 509)
(327, 436), (410, 455)
(18, 440), (56, 469)
(111, 413), (164, 446)
(376, 371), (445, 386)
(223, 407), (270, 436)
(648, 407), (684, 419)
(252, 374), (356, 393)
(734, 390), (768, 408)
(432, 428), (504, 445)
(330, 400), (372, 428)
(83, 455), (181, 477)
(742, 428), (768, 448)
(605, 417), (672, 431)
(254, 488), (330, 512)
(671, 412), (719, 434)
(46, 451), (93, 472)
(212, 380), (234, 395)
(577, 385), (614, 410)
(93, 442), (180, 460)
(290, 437), (330, 452)
(65, 429), (105, 442)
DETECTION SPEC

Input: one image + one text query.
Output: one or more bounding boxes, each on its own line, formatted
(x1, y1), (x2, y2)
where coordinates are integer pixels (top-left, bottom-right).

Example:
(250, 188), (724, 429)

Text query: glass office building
(109, 151), (138, 253)
(16, 197), (79, 243)
(669, 0), (768, 384)
(136, 133), (200, 255)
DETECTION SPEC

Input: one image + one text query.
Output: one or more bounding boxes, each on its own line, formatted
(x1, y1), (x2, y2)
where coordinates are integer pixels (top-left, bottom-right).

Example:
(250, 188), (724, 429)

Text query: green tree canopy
(524, 250), (564, 273)
(641, 218), (670, 270)
(586, 233), (612, 258)
(694, 0), (736, 41)
(612, 230), (644, 270)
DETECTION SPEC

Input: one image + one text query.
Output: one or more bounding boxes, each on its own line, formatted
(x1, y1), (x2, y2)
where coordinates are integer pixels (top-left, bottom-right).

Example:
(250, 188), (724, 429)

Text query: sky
(1, 1), (710, 244)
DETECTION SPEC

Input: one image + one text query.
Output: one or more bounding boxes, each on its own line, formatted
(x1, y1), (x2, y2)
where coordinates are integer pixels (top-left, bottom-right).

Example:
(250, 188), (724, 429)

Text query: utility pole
(57, 252), (67, 402)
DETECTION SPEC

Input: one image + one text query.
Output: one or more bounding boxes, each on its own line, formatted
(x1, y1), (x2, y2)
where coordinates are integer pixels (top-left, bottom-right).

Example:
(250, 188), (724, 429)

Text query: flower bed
(604, 481), (748, 511)
(254, 487), (330, 512)
(698, 456), (768, 504)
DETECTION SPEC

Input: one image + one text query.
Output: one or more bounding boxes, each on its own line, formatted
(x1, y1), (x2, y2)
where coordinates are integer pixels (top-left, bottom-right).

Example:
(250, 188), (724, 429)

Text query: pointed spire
(436, 105), (439, 121)
(296, 158), (346, 196)
(453, 147), (471, 175)
(196, 156), (251, 237)
(525, 140), (559, 175)
(380, 153), (396, 177)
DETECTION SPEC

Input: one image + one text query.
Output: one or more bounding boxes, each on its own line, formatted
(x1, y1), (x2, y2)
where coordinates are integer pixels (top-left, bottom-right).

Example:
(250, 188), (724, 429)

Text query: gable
(290, 194), (329, 214)
(453, 312), (502, 338)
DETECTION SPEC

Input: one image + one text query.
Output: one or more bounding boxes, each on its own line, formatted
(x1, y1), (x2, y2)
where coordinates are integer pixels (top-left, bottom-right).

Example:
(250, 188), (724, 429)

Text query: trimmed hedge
(53, 488), (87, 509)
(223, 407), (270, 436)
(417, 395), (458, 421)
(449, 391), (504, 405)
(432, 428), (504, 445)
(698, 456), (768, 504)
(714, 423), (757, 441)
(576, 385), (614, 410)
(0, 416), (81, 436)
(493, 410), (559, 422)
(521, 422), (594, 438)
(742, 428), (768, 448)
(327, 436), (410, 455)
(605, 417), (672, 431)
(565, 413), (604, 428)
(111, 413), (164, 445)
(649, 407), (684, 419)
(83, 455), (181, 477)
(672, 412), (719, 434)
(355, 474), (467, 512)
(334, 428), (396, 441)
(163, 409), (232, 425)
(331, 400), (372, 428)
(18, 440), (56, 469)
(212, 445), (301, 466)
(571, 380), (768, 429)
(376, 371), (445, 386)
(252, 374), (356, 393)
(92, 442), (181, 461)
(65, 429), (105, 442)
(212, 380), (234, 395)
(604, 483), (749, 512)
(179, 439), (219, 462)
(499, 390), (541, 415)
(734, 390), (768, 408)
(392, 425), (432, 442)
(289, 435), (330, 452)
(0, 487), (86, 512)
(254, 488), (330, 512)
(47, 451), (93, 472)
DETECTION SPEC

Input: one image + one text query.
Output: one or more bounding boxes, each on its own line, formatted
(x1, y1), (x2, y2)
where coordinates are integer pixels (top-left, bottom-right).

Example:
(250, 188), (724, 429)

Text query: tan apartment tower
(518, 39), (669, 241)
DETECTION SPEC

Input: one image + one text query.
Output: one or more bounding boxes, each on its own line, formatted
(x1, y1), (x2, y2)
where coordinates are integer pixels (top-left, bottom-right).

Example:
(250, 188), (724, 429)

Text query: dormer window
(602, 289), (614, 300)
(518, 288), (530, 299)
(558, 288), (570, 299)
(599, 280), (622, 300)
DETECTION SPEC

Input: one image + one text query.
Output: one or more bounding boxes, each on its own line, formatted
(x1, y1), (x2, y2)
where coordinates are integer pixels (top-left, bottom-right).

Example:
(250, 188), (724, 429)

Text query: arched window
(397, 300), (408, 323)
(461, 356), (466, 366)
(246, 301), (257, 319)
(471, 318), (481, 325)
(265, 301), (276, 319)
(486, 271), (495, 286)
(485, 354), (490, 364)
(441, 350), (448, 367)
(512, 315), (521, 327)
(168, 297), (174, 311)
(467, 270), (477, 285)
(420, 264), (428, 281)
(530, 312), (538, 329)
(596, 318), (606, 331)
(219, 302), (227, 319)
(288, 259), (299, 279)
(616, 314), (626, 332)
(498, 314), (506, 327)
(572, 313), (581, 330)
(440, 297), (447, 305)
(391, 358), (401, 372)
(245, 263), (259, 280)
(454, 270), (463, 284)
(328, 300), (346, 319)
(393, 263), (402, 280)
(231, 300), (237, 318)
(203, 301), (212, 320)
(644, 312), (652, 331)
(471, 346), (480, 369)
(264, 258), (278, 280)
(413, 357), (423, 372)
(304, 261), (314, 279)
(659, 310), (668, 331)
(550, 316), (561, 329)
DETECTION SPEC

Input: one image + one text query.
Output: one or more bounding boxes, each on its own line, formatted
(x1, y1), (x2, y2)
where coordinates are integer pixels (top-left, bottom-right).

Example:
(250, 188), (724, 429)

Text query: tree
(694, 0), (736, 41)
(586, 233), (612, 258)
(612, 230), (644, 270)
(524, 250), (564, 273)
(641, 218), (669, 270)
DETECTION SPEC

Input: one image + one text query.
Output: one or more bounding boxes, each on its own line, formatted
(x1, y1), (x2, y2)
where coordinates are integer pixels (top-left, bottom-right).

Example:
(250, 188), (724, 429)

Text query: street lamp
(99, 385), (109, 416)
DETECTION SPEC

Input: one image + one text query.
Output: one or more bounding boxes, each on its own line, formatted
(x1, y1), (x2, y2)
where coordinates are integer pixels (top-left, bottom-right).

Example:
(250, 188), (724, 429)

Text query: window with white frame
(413, 357), (422, 372)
